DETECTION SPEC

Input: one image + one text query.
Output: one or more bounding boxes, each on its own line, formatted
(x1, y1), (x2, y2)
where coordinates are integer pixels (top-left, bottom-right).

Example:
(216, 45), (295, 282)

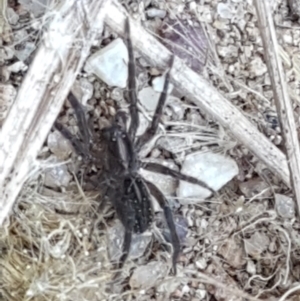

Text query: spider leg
(136, 55), (174, 149)
(111, 227), (133, 282)
(68, 92), (92, 147)
(145, 180), (180, 275)
(54, 121), (90, 160)
(124, 18), (139, 141)
(107, 183), (135, 271)
(118, 228), (133, 269)
(142, 162), (214, 193)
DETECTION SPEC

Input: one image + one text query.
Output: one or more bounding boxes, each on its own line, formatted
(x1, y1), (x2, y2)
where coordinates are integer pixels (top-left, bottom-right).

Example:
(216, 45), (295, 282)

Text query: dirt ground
(1, 0), (300, 300)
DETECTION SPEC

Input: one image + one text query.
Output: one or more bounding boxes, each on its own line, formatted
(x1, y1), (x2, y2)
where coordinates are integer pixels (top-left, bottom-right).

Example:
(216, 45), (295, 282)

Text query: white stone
(249, 57), (267, 78)
(182, 284), (190, 294)
(196, 289), (207, 300)
(152, 73), (174, 94)
(111, 87), (123, 102)
(239, 178), (271, 198)
(177, 152), (238, 203)
(275, 194), (295, 219)
(43, 157), (72, 188)
(244, 231), (270, 258)
(84, 38), (128, 88)
(138, 86), (161, 111)
(156, 276), (181, 294)
(14, 42), (36, 61)
(130, 261), (168, 289)
(146, 8), (167, 19)
(195, 258), (207, 270)
(217, 44), (238, 59)
(7, 61), (27, 73)
(47, 131), (72, 160)
(157, 136), (189, 153)
(246, 260), (256, 275)
(18, 0), (49, 17)
(217, 3), (236, 19)
(7, 7), (19, 25)
(72, 78), (94, 106)
(166, 96), (185, 120)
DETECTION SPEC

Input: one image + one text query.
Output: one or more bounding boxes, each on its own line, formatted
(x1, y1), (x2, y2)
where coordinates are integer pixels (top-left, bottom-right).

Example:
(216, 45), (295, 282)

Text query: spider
(54, 18), (214, 275)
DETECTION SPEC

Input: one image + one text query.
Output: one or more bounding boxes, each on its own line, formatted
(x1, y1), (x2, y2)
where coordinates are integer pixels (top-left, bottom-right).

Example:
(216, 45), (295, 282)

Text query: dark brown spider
(54, 18), (214, 275)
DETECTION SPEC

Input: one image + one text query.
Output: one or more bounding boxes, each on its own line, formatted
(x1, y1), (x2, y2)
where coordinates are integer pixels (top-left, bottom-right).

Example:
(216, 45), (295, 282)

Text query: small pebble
(146, 8), (167, 19)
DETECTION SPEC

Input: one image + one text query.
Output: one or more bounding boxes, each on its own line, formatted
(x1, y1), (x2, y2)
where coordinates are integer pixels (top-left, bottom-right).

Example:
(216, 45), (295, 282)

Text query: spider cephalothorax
(55, 18), (214, 275)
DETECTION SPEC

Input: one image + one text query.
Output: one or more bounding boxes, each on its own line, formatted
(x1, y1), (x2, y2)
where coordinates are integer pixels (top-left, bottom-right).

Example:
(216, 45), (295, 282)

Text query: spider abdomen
(120, 176), (154, 234)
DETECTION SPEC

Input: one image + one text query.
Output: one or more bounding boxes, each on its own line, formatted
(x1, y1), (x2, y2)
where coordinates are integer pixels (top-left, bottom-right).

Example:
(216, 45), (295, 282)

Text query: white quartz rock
(275, 194), (295, 219)
(14, 42), (35, 61)
(47, 130), (72, 160)
(44, 156), (72, 188)
(84, 38), (128, 88)
(130, 261), (168, 289)
(139, 78), (173, 112)
(177, 152), (238, 204)
(146, 8), (167, 19)
(138, 86), (161, 111)
(72, 78), (94, 106)
(152, 73), (174, 94)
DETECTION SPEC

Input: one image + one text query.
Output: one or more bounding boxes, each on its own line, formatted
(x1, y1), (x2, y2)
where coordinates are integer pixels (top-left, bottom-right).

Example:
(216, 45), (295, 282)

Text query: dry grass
(0, 181), (112, 300)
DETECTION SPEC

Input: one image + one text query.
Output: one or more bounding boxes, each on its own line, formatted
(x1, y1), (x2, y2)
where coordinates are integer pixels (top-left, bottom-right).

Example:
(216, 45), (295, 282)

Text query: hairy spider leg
(124, 18), (139, 141)
(142, 162), (215, 193)
(55, 92), (95, 161)
(145, 180), (180, 275)
(68, 92), (92, 148)
(54, 121), (90, 160)
(113, 182), (135, 269)
(118, 228), (132, 269)
(136, 55), (175, 150)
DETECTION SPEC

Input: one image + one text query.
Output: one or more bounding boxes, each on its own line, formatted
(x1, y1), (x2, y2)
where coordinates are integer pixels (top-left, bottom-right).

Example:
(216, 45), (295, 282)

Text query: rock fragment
(177, 152), (238, 203)
(275, 194), (295, 219)
(84, 38), (128, 88)
(130, 261), (168, 289)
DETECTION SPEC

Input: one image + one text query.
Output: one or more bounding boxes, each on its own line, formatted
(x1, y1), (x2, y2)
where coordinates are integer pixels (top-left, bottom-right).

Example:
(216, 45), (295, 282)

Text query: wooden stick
(0, 0), (110, 225)
(0, 0), (12, 43)
(105, 1), (290, 187)
(254, 0), (300, 215)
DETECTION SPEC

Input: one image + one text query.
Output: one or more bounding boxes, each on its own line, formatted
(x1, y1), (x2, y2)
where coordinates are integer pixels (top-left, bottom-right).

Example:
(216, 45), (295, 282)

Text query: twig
(0, 0), (11, 43)
(105, 1), (290, 188)
(278, 283), (300, 301)
(254, 0), (300, 216)
(0, 0), (110, 225)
